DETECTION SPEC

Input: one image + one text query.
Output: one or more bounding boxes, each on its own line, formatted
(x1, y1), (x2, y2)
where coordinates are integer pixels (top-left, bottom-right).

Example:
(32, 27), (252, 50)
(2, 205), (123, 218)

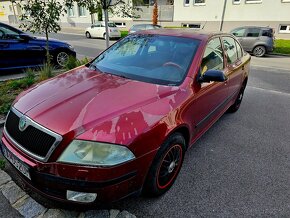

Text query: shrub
(65, 56), (91, 70)
(39, 63), (54, 81)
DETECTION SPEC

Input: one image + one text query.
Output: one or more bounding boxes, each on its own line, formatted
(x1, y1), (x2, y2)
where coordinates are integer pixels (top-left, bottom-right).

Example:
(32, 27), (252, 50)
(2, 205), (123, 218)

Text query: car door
(242, 27), (261, 52)
(221, 36), (245, 97)
(0, 24), (44, 70)
(89, 24), (100, 37)
(190, 37), (230, 133)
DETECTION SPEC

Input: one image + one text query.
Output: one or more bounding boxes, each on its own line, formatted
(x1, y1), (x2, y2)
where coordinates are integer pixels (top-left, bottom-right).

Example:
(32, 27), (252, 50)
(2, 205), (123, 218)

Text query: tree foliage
(20, 0), (65, 64)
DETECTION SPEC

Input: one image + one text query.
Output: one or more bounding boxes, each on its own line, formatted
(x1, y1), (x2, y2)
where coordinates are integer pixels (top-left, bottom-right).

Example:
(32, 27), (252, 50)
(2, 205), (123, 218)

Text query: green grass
(274, 39), (290, 55)
(120, 30), (128, 38)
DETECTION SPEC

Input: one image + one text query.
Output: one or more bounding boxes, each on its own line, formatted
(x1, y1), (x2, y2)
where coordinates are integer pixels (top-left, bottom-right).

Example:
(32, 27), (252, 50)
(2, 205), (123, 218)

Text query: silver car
(230, 26), (274, 57)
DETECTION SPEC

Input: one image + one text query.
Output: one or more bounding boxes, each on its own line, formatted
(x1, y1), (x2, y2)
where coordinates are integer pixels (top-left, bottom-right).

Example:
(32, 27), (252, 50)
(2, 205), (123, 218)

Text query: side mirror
(19, 34), (31, 42)
(198, 69), (227, 83)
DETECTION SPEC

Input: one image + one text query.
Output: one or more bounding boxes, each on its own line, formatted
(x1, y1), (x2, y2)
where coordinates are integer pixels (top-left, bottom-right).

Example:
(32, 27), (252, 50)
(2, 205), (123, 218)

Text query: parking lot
(1, 32), (290, 217)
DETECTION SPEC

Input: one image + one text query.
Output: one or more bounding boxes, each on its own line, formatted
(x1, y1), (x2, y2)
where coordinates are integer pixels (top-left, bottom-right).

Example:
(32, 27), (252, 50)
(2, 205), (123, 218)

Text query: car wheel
(86, 31), (91, 38)
(103, 33), (108, 40)
(253, 45), (266, 57)
(54, 51), (69, 67)
(143, 133), (186, 197)
(227, 80), (247, 113)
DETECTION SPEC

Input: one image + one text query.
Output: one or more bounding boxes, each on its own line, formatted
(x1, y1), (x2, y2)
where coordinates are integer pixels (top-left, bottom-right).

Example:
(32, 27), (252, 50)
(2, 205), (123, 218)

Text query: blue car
(0, 22), (76, 72)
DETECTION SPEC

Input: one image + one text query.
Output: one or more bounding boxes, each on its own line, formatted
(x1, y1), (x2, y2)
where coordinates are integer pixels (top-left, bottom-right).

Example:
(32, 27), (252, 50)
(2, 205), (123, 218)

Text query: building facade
(0, 0), (289, 38)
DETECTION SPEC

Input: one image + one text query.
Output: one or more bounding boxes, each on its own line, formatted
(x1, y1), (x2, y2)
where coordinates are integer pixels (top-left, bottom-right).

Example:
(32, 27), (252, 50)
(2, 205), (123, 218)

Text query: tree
(20, 0), (65, 65)
(152, 1), (158, 25)
(67, 0), (141, 48)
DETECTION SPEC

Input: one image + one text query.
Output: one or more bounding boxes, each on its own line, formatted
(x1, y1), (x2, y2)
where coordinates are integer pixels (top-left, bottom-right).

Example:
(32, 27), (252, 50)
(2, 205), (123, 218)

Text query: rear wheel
(143, 133), (186, 197)
(85, 31), (91, 38)
(253, 45), (266, 57)
(103, 33), (109, 40)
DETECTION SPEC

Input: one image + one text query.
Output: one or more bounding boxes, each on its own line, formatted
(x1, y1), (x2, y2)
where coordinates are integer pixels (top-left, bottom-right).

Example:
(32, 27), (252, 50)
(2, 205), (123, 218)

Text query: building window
(279, 25), (290, 33)
(233, 0), (241, 4)
(194, 0), (205, 6)
(245, 0), (262, 4)
(78, 6), (86, 17)
(67, 6), (75, 17)
(182, 23), (201, 29)
(184, 0), (190, 6)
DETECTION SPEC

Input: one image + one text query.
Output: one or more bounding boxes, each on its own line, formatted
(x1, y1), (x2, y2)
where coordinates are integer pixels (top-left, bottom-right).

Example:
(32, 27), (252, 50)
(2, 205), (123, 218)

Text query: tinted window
(201, 37), (224, 74)
(90, 35), (200, 86)
(261, 29), (273, 37)
(0, 25), (20, 40)
(222, 37), (238, 64)
(231, 28), (246, 37)
(246, 28), (261, 37)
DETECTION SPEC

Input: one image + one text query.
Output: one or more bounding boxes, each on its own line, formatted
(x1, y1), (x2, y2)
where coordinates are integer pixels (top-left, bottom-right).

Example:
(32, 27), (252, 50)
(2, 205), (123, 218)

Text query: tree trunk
(45, 29), (50, 66)
(152, 2), (158, 25)
(104, 8), (110, 48)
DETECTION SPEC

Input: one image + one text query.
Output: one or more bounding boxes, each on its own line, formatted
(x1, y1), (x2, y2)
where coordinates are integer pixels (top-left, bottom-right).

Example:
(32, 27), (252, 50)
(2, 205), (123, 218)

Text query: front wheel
(54, 51), (69, 67)
(253, 45), (266, 57)
(85, 31), (91, 38)
(143, 133), (186, 197)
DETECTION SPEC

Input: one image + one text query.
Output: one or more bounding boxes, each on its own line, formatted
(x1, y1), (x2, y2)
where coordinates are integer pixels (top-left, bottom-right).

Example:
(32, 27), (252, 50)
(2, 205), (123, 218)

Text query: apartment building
(0, 0), (289, 38)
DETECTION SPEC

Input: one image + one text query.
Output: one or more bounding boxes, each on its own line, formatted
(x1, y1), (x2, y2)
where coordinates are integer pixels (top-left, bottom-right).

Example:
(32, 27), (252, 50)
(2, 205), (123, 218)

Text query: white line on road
(251, 65), (290, 72)
(248, 86), (290, 96)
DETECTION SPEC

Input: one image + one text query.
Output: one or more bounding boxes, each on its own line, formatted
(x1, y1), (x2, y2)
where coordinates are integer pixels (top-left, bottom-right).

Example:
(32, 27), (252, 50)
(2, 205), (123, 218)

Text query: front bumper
(0, 134), (156, 204)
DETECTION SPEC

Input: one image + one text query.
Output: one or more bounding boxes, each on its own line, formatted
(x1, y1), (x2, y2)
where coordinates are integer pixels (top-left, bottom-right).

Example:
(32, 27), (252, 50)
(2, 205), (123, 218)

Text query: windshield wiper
(89, 64), (129, 79)
(89, 63), (103, 73)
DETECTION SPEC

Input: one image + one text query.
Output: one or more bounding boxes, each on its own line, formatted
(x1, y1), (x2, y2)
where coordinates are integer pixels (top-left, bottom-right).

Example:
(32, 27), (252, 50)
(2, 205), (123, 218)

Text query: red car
(1, 30), (250, 204)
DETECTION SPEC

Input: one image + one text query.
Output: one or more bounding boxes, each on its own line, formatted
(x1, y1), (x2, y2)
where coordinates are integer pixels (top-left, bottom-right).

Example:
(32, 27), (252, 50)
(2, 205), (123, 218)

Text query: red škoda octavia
(1, 30), (250, 204)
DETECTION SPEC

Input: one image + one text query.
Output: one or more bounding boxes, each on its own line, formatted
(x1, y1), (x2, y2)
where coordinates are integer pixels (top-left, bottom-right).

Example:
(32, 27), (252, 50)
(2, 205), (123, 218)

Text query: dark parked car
(1, 29), (250, 204)
(230, 26), (274, 57)
(129, 24), (162, 34)
(0, 22), (76, 72)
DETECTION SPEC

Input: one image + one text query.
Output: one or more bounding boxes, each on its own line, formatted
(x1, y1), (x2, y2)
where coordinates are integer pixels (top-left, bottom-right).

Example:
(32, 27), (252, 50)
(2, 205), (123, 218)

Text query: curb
(0, 119), (5, 128)
(0, 169), (137, 218)
(270, 53), (290, 57)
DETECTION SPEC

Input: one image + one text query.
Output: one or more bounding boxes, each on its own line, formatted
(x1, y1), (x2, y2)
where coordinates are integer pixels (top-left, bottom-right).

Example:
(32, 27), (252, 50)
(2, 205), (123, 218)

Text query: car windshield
(90, 34), (200, 86)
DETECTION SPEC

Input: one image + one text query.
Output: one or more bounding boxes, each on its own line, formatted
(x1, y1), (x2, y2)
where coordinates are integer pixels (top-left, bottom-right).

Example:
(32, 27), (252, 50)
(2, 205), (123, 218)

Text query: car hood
(32, 36), (65, 44)
(13, 66), (183, 140)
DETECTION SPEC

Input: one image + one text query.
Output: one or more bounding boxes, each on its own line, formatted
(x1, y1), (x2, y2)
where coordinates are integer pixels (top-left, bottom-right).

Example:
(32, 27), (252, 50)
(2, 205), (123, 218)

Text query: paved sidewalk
(59, 26), (85, 35)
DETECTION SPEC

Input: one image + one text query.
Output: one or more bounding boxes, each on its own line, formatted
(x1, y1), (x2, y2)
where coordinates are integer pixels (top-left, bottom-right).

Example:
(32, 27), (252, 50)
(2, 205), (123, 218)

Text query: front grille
(5, 110), (57, 158)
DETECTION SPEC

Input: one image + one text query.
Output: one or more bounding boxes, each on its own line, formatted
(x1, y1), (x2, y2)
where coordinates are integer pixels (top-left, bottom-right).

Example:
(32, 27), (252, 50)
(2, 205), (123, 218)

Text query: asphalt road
(1, 32), (290, 217)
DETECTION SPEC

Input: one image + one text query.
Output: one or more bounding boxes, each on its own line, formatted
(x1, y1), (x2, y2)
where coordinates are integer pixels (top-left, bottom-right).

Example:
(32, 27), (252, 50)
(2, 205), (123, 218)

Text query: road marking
(248, 86), (290, 96)
(251, 65), (290, 72)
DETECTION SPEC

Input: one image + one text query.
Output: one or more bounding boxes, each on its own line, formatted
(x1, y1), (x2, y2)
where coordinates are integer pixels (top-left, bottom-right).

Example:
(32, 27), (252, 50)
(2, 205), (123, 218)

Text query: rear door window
(222, 37), (238, 64)
(246, 28), (261, 37)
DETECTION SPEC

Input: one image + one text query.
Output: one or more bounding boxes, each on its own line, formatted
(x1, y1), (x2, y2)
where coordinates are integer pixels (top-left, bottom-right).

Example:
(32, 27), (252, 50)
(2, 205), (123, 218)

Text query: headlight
(68, 44), (74, 51)
(57, 140), (135, 166)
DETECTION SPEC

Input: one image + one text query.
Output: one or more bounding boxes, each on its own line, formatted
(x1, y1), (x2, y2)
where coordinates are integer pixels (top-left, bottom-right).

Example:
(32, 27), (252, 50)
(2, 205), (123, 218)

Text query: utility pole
(104, 0), (112, 48)
(220, 0), (227, 31)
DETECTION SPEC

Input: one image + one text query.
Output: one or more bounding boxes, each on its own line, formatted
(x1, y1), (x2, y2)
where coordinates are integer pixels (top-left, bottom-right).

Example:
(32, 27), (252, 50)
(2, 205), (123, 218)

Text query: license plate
(2, 146), (31, 180)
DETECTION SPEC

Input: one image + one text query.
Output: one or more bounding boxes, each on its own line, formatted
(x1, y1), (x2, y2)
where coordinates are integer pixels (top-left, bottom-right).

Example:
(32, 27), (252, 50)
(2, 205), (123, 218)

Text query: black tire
(143, 133), (186, 197)
(54, 50), (69, 67)
(253, 45), (266, 57)
(103, 33), (108, 40)
(227, 80), (247, 113)
(85, 31), (91, 38)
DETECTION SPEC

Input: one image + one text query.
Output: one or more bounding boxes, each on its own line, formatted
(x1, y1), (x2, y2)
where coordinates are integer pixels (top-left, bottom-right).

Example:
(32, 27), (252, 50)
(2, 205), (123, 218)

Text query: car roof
(133, 29), (231, 41)
(232, 26), (273, 30)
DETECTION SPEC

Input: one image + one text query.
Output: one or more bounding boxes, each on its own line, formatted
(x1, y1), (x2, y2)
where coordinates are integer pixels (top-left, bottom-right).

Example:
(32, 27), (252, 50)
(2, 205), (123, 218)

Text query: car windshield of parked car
(90, 34), (200, 86)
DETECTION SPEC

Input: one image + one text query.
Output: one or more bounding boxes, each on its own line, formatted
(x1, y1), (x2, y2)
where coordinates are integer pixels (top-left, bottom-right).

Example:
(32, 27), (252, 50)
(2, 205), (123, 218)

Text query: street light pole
(220, 0), (227, 31)
(104, 0), (112, 48)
